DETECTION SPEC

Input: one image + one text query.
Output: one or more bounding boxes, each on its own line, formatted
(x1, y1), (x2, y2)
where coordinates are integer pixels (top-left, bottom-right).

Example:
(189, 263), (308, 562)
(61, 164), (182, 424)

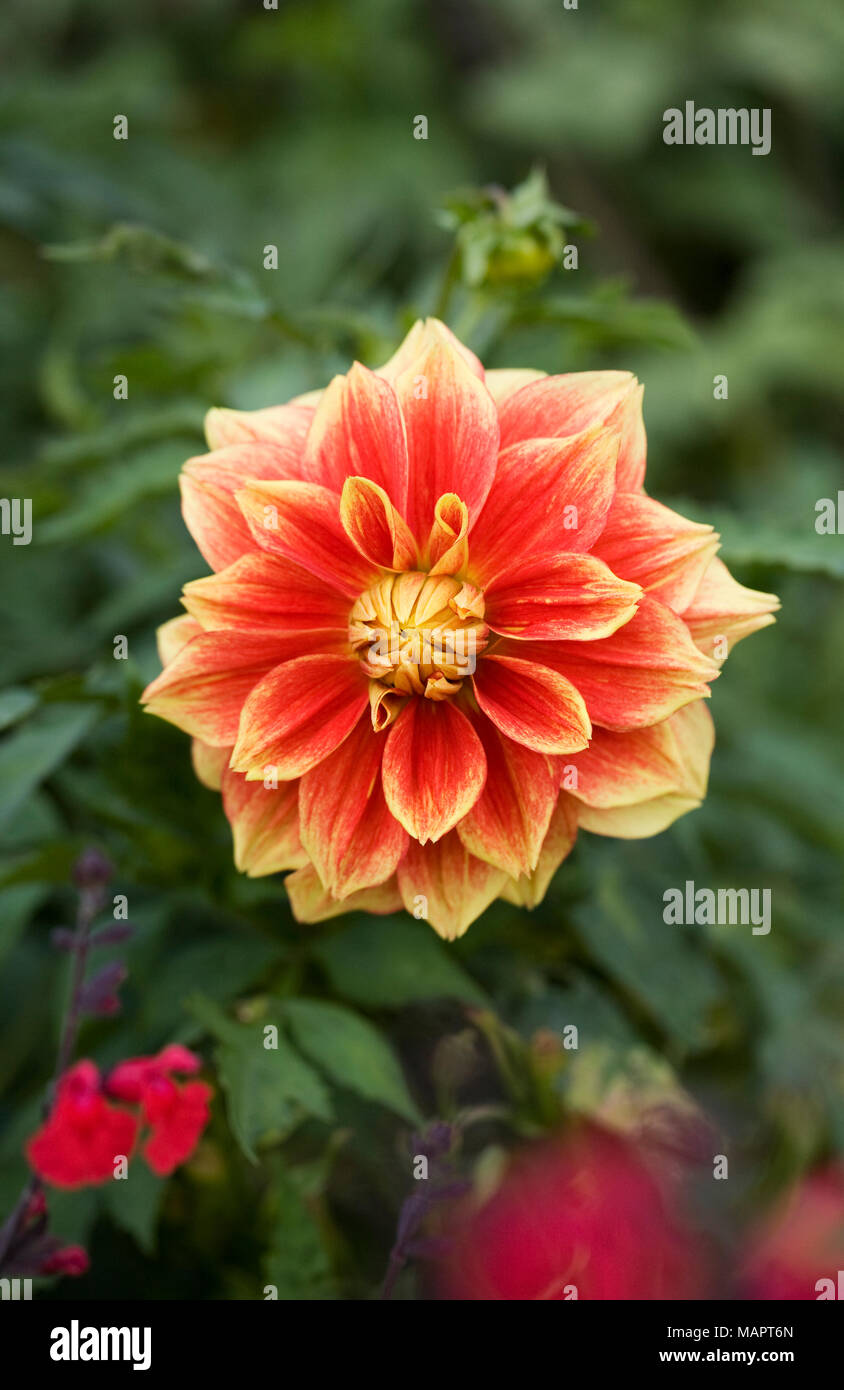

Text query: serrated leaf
(279, 999), (422, 1125)
(189, 995), (333, 1163)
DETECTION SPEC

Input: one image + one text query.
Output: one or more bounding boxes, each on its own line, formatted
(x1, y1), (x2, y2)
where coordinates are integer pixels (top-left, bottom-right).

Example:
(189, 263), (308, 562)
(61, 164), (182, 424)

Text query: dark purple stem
(0, 868), (106, 1270)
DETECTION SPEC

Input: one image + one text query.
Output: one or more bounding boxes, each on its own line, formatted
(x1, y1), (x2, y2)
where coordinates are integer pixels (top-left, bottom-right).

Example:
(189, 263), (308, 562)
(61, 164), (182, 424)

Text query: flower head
(738, 1166), (844, 1300)
(27, 1048), (210, 1188)
(142, 319), (778, 937)
(26, 1061), (139, 1189)
(436, 1127), (708, 1300)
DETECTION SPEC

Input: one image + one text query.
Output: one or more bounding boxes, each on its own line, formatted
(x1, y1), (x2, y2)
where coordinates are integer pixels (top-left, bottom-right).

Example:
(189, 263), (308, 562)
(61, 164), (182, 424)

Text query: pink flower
(738, 1166), (844, 1300)
(437, 1127), (709, 1300)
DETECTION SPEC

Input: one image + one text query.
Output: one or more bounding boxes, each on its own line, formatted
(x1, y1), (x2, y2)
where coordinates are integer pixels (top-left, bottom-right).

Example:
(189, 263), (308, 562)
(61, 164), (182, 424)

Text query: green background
(0, 0), (842, 1298)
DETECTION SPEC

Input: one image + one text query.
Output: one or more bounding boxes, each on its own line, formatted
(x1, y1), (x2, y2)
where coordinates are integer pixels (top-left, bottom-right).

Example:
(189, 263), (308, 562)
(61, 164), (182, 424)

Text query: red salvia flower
(142, 319), (779, 937)
(26, 1061), (139, 1190)
(27, 1049), (211, 1187)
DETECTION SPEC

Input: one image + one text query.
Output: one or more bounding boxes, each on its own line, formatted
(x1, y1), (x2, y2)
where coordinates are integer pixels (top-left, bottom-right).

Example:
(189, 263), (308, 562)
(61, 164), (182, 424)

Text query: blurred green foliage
(0, 0), (842, 1299)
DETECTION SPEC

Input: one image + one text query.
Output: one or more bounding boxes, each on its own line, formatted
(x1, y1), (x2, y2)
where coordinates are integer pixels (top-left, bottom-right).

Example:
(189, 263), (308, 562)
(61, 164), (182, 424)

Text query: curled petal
(457, 716), (560, 878)
(468, 426), (619, 586)
(395, 338), (499, 541)
(302, 363), (409, 513)
(204, 402), (314, 451)
(500, 795), (579, 909)
(180, 443), (302, 572)
(299, 714), (409, 898)
(221, 767), (307, 874)
(231, 653), (369, 780)
(235, 478), (375, 597)
(183, 551), (350, 633)
(681, 556), (779, 661)
(473, 654), (591, 755)
(382, 699), (487, 844)
(339, 476), (418, 571)
(142, 629), (343, 746)
(397, 833), (507, 941)
(591, 494), (719, 612)
(286, 864), (402, 922)
(427, 493), (469, 576)
(498, 371), (645, 492)
(515, 597), (720, 731)
(485, 552), (641, 641)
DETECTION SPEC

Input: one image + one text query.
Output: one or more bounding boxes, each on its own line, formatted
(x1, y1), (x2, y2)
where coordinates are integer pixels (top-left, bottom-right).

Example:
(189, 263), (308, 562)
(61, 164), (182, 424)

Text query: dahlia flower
(142, 319), (778, 937)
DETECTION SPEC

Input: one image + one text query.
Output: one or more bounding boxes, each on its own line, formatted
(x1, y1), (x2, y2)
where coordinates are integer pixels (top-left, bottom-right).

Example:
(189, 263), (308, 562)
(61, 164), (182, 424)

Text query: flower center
(349, 571), (488, 723)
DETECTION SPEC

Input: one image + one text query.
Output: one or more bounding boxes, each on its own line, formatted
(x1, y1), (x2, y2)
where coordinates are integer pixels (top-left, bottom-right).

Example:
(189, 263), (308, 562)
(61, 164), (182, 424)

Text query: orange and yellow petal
(570, 706), (717, 834)
(514, 597), (719, 731)
(180, 443), (301, 572)
(427, 493), (470, 576)
(339, 476), (418, 571)
(301, 363), (410, 513)
(591, 494), (719, 613)
(182, 551), (350, 634)
(499, 795), (579, 910)
(681, 556), (779, 661)
(484, 367), (546, 405)
(230, 653), (369, 781)
(142, 629), (341, 746)
(394, 337), (499, 540)
(377, 317), (484, 384)
(286, 864), (402, 922)
(485, 552), (641, 642)
(382, 698), (487, 844)
(497, 371), (646, 491)
(468, 426), (619, 586)
(473, 654), (591, 755)
(204, 402), (314, 452)
(298, 714), (408, 899)
(235, 478), (375, 598)
(397, 833), (508, 941)
(191, 740), (230, 790)
(221, 767), (307, 875)
(457, 717), (560, 879)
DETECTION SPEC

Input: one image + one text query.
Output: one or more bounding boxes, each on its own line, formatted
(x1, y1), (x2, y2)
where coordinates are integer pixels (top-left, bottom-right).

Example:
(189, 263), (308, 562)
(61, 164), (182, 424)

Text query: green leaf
(0, 687), (38, 732)
(189, 996), (333, 1163)
(312, 916), (488, 1009)
(571, 860), (722, 1052)
(666, 499), (844, 579)
(278, 999), (422, 1125)
(0, 702), (97, 829)
(103, 1164), (165, 1256)
(262, 1158), (336, 1300)
(142, 936), (285, 1042)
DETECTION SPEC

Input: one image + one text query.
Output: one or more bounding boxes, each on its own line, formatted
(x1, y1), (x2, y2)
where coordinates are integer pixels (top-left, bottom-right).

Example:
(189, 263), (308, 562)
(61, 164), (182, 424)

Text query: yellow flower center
(349, 571), (488, 728)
